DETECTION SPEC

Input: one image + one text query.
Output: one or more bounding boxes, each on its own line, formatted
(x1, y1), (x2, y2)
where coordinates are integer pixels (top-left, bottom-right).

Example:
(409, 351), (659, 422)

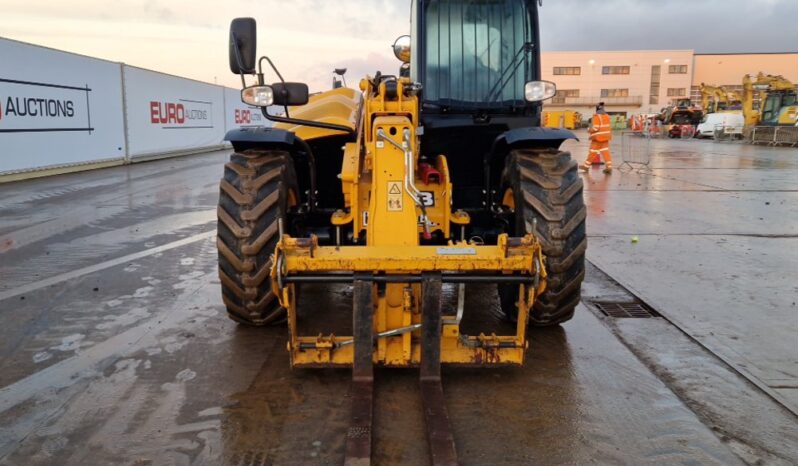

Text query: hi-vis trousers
(585, 140), (612, 167)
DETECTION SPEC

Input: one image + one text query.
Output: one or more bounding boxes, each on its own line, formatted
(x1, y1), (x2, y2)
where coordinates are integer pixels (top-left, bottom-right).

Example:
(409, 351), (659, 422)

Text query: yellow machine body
(742, 73), (798, 127)
(777, 107), (798, 126)
(269, 77), (547, 368)
(273, 87), (361, 141)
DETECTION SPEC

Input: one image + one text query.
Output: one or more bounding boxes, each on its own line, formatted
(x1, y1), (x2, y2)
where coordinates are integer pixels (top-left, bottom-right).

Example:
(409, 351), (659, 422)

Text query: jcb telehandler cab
(219, 1), (586, 463)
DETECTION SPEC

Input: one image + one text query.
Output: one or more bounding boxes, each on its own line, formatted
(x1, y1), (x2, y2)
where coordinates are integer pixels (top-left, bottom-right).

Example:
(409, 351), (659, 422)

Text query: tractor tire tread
(217, 150), (297, 326)
(503, 148), (587, 326)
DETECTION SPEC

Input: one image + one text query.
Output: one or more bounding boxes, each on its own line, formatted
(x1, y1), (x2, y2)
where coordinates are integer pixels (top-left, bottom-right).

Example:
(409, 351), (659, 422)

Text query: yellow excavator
(725, 87), (743, 109)
(699, 83), (742, 114)
(220, 1), (585, 463)
(743, 73), (798, 127)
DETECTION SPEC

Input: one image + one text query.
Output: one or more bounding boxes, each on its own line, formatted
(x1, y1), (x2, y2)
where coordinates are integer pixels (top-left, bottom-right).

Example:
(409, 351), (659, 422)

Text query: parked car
(696, 112), (745, 139)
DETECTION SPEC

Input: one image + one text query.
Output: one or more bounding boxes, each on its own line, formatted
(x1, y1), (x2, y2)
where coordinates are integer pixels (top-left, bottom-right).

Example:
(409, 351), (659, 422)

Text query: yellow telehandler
(219, 1), (586, 463)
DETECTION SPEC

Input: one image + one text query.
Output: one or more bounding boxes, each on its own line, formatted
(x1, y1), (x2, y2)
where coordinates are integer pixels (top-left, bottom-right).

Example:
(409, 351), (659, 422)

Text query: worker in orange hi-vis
(580, 102), (613, 174)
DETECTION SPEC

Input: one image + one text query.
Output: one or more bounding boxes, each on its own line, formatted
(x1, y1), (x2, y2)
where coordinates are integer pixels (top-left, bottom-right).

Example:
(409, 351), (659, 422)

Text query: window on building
(551, 89), (579, 103)
(650, 65), (661, 83)
(558, 89), (580, 97)
(650, 65), (661, 106)
(601, 89), (629, 97)
(553, 66), (581, 76)
(667, 88), (687, 97)
(650, 84), (661, 97)
(668, 65), (688, 74)
(602, 66), (630, 75)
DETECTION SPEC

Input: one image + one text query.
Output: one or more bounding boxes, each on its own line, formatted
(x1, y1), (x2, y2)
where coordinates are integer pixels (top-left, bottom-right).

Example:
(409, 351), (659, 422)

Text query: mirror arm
(259, 56), (286, 83)
(258, 56), (291, 117)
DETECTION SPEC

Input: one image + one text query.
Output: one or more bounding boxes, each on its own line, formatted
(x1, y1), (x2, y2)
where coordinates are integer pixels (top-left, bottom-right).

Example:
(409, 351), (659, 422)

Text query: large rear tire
(216, 150), (298, 326)
(499, 148), (587, 326)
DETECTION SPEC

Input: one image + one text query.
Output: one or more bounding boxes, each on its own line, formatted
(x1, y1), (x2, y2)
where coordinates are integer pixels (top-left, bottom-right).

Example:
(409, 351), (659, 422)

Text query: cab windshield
(762, 93), (798, 123)
(423, 0), (535, 110)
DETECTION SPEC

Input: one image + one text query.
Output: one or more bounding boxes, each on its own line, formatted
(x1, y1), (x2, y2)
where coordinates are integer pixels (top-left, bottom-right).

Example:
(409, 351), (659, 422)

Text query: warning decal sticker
(387, 181), (403, 211)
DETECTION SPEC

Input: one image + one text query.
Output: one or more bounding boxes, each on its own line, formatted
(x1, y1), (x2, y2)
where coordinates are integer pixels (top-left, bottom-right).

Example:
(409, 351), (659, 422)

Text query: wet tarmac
(564, 132), (798, 414)
(0, 144), (796, 465)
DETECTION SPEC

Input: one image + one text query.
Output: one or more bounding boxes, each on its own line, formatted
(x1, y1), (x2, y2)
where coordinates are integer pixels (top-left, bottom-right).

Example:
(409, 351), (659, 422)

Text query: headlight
(393, 35), (411, 63)
(241, 85), (274, 107)
(524, 80), (557, 102)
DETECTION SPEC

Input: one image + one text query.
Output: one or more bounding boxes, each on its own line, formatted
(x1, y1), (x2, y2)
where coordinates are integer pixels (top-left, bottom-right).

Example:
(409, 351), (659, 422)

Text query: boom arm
(752, 72), (796, 91)
(700, 83), (725, 113)
(700, 83), (742, 114)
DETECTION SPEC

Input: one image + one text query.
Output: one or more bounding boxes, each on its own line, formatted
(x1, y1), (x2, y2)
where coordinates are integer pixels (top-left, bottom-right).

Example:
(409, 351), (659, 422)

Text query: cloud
(1, 0), (795, 91)
(0, 0), (412, 90)
(538, 0), (798, 53)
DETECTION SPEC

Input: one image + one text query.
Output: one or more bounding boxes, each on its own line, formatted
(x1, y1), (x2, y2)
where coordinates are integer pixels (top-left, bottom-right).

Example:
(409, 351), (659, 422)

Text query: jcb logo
(235, 109), (251, 124)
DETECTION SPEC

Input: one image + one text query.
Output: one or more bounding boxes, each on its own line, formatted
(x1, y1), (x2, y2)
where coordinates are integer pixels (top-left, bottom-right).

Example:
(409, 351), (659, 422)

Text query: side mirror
(272, 82), (309, 106)
(229, 18), (257, 74)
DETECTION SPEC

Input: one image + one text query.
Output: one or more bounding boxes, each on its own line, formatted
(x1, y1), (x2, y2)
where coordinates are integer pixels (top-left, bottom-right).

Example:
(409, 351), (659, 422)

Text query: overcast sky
(2, 0), (796, 91)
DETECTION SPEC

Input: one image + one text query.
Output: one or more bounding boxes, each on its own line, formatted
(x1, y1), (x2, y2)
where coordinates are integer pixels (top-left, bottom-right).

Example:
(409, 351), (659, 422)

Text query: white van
(696, 112), (744, 139)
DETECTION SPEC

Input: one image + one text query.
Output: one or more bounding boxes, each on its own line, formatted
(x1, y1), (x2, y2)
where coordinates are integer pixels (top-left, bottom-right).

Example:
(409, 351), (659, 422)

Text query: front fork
(344, 272), (458, 466)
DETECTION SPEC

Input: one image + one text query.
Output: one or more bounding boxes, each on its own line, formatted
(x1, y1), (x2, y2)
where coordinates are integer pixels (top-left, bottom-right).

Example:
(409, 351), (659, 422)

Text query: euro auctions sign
(0, 78), (93, 133)
(0, 37), (127, 174)
(233, 107), (262, 125)
(149, 99), (213, 129)
(122, 65), (225, 157)
(224, 86), (268, 130)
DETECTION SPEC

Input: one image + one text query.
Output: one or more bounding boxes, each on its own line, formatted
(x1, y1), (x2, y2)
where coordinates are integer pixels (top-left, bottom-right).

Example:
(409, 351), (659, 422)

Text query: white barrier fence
(123, 66), (227, 159)
(619, 131), (651, 170)
(0, 37), (268, 177)
(0, 38), (127, 173)
(750, 126), (798, 147)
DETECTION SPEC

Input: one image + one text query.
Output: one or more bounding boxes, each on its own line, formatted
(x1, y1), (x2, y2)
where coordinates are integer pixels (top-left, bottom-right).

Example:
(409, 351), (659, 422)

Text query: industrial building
(542, 50), (798, 116)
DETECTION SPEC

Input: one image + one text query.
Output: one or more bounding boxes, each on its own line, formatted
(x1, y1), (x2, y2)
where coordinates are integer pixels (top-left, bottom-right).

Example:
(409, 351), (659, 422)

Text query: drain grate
(592, 301), (659, 318)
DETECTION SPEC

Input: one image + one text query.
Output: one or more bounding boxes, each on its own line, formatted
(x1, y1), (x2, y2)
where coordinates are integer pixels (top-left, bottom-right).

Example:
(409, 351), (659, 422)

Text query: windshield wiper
(484, 42), (534, 103)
